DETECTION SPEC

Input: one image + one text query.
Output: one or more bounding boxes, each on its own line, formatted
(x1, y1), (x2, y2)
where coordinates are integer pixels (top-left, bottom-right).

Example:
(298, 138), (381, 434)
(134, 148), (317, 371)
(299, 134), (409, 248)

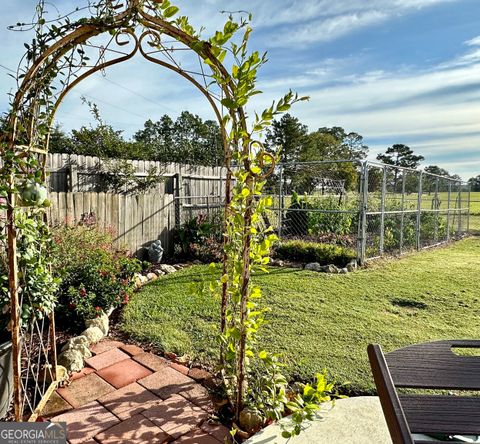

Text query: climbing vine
(2, 0), (338, 429)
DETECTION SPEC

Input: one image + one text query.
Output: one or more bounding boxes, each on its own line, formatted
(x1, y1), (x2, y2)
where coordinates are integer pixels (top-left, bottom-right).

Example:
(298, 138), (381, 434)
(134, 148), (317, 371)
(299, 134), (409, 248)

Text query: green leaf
(159, 0), (170, 9)
(258, 350), (268, 359)
(164, 6), (179, 18)
(241, 188), (250, 198)
(221, 98), (238, 109)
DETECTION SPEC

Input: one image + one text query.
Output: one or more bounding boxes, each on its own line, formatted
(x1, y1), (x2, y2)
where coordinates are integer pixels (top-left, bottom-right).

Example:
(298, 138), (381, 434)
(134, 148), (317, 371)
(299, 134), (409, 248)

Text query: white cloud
(271, 10), (389, 46)
(465, 35), (480, 46)
(256, 0), (458, 47)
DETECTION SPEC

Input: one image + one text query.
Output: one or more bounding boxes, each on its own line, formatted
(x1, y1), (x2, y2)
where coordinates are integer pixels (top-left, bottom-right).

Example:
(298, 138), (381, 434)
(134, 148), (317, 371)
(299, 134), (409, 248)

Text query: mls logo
(0, 422), (67, 444)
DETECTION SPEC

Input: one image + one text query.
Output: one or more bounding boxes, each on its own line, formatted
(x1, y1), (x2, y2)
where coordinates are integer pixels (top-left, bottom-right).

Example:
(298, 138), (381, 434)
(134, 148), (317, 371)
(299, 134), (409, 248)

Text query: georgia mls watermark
(0, 422), (67, 444)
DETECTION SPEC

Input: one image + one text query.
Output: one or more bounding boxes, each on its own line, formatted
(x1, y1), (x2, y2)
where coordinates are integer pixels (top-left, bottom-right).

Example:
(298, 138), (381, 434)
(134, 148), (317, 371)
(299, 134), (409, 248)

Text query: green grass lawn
(121, 237), (480, 394)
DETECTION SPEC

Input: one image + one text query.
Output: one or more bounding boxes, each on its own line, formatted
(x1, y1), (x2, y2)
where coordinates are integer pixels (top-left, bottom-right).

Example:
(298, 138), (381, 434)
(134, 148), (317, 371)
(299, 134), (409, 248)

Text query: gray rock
(340, 268), (348, 274)
(68, 343), (92, 359)
(85, 311), (109, 336)
(61, 335), (90, 352)
(173, 264), (183, 270)
(305, 262), (322, 272)
(148, 240), (164, 263)
(327, 264), (340, 274)
(276, 260), (285, 267)
(146, 272), (158, 281)
(81, 326), (104, 344)
(346, 261), (358, 272)
(154, 269), (166, 276)
(58, 349), (84, 373)
(159, 264), (177, 274)
(134, 273), (148, 288)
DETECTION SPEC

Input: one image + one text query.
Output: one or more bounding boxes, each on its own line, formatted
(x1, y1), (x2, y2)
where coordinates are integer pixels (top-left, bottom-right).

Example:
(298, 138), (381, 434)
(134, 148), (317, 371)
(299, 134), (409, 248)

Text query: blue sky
(0, 0), (479, 179)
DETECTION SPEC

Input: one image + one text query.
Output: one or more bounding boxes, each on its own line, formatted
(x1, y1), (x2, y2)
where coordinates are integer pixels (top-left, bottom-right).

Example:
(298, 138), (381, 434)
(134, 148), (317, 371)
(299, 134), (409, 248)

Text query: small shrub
(52, 224), (141, 326)
(274, 239), (356, 266)
(52, 223), (119, 274)
(174, 212), (224, 262)
(308, 195), (356, 236)
(282, 192), (356, 238)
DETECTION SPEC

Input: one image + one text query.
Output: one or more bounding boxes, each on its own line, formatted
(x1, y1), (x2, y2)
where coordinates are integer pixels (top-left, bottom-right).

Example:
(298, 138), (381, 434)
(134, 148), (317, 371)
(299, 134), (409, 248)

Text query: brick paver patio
(46, 339), (229, 444)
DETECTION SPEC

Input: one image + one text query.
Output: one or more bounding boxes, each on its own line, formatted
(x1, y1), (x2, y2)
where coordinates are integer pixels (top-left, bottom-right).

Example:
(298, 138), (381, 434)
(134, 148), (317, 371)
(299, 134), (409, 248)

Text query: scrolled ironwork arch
(8, 0), (248, 152)
(3, 0), (254, 421)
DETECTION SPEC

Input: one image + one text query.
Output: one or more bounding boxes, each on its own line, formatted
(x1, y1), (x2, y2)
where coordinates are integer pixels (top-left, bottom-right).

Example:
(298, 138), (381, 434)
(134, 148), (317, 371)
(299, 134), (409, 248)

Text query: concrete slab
(245, 397), (392, 444)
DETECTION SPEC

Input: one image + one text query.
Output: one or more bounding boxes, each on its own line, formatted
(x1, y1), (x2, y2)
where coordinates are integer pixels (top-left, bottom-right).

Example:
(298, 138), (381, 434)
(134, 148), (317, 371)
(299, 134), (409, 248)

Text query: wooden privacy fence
(47, 192), (175, 255)
(47, 153), (227, 197)
(44, 153), (229, 255)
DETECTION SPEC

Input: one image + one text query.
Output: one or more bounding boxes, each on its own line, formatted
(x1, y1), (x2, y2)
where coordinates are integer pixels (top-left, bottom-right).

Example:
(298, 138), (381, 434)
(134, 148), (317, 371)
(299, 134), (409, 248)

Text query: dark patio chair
(367, 340), (480, 444)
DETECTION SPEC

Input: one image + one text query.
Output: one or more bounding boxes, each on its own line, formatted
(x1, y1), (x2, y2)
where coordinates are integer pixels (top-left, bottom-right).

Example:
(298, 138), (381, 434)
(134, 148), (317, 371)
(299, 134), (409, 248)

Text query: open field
(121, 237), (480, 395)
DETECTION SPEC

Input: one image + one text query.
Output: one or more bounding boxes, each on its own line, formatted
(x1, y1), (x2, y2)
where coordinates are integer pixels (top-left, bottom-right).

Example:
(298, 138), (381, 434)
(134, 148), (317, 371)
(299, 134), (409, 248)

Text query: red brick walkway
(44, 340), (229, 444)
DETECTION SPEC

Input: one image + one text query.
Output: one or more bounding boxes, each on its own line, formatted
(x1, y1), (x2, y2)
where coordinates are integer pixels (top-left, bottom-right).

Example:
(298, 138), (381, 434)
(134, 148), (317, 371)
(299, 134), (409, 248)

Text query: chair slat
(400, 395), (480, 436)
(386, 340), (480, 390)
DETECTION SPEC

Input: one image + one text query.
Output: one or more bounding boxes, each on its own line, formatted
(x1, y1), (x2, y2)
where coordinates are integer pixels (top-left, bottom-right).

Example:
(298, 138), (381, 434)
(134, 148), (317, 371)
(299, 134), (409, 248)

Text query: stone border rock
(58, 311), (110, 374)
(133, 262), (185, 289)
(270, 258), (358, 274)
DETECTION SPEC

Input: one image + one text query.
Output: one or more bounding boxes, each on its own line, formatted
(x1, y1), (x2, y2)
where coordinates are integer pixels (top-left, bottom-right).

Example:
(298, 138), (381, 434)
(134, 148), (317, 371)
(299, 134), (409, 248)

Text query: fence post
(357, 161), (369, 265)
(379, 166), (387, 256)
(175, 171), (183, 228)
(467, 183), (471, 233)
(458, 181), (462, 234)
(416, 171), (423, 250)
(278, 164), (284, 237)
(399, 173), (406, 254)
(434, 176), (439, 243)
(446, 180), (452, 241)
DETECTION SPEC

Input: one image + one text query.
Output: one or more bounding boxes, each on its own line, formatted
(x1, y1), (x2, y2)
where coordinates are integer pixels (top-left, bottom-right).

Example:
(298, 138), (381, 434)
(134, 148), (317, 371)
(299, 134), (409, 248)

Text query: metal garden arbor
(1, 0), (256, 420)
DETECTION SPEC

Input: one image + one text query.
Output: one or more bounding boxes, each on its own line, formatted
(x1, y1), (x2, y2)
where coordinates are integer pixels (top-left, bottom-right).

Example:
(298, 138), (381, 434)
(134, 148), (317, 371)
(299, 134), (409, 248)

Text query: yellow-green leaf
(163, 6), (179, 18)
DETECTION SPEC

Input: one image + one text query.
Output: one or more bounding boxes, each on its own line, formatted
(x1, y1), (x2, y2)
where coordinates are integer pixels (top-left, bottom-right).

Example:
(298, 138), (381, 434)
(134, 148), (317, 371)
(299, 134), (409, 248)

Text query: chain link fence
(263, 160), (471, 264)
